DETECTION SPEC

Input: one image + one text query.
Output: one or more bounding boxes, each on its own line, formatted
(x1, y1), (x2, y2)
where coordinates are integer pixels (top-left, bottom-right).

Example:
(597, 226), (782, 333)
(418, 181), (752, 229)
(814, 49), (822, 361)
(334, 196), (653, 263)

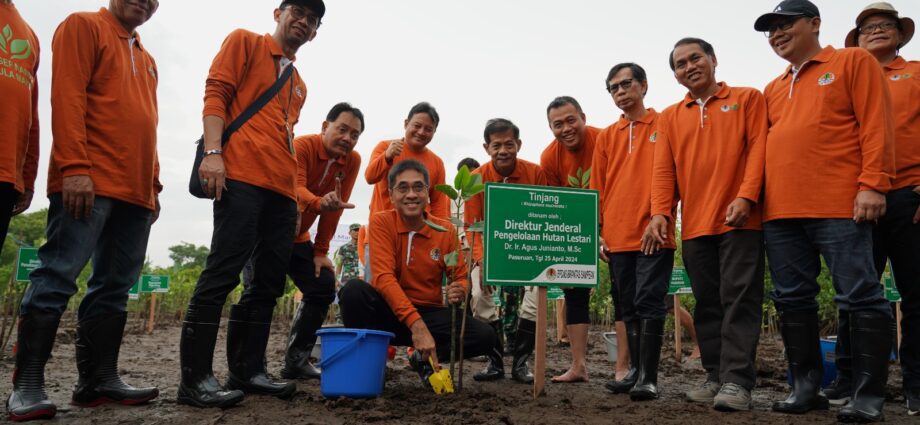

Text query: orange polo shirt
(203, 29), (307, 201)
(0, 4), (39, 194)
(292, 134), (361, 256)
(883, 56), (920, 190)
(651, 83), (767, 240)
(49, 8), (160, 209)
(540, 126), (602, 188)
(357, 225), (367, 266)
(763, 46), (895, 220)
(591, 109), (676, 252)
(465, 159), (547, 263)
(365, 140), (449, 219)
(369, 210), (468, 327)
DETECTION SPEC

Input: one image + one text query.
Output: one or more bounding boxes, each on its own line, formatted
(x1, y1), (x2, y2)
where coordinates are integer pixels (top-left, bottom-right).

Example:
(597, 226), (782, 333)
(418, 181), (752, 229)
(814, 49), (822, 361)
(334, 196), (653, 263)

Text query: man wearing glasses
(179, 0), (323, 409)
(339, 160), (501, 388)
(754, 0), (895, 421)
(647, 39), (767, 411)
(464, 118), (548, 384)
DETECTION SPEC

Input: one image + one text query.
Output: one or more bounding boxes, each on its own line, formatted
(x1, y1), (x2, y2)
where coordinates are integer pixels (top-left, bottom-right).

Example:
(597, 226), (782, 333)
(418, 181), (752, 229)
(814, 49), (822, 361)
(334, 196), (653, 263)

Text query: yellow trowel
(427, 357), (454, 394)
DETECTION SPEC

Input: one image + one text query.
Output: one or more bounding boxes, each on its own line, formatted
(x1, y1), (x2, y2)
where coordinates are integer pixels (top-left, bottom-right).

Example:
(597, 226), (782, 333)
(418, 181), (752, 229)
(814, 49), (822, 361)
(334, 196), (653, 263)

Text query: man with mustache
(754, 0), (896, 421)
(7, 0), (161, 421)
(179, 0), (323, 409)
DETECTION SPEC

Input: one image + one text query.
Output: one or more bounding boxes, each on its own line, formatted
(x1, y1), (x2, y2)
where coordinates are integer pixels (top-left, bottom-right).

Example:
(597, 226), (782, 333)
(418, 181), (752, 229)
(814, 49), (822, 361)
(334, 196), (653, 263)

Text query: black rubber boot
(6, 313), (60, 422)
(225, 305), (296, 399)
(511, 319), (535, 384)
(489, 319), (505, 353)
(825, 310), (853, 406)
(280, 302), (327, 380)
(177, 304), (244, 408)
(473, 346), (505, 381)
(71, 312), (159, 407)
(772, 310), (829, 414)
(606, 320), (640, 394)
(629, 319), (664, 401)
(838, 311), (891, 423)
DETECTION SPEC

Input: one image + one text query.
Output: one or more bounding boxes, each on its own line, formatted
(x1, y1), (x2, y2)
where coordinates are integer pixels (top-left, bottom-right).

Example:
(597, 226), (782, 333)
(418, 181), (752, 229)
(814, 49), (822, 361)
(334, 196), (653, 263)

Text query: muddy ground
(0, 317), (914, 424)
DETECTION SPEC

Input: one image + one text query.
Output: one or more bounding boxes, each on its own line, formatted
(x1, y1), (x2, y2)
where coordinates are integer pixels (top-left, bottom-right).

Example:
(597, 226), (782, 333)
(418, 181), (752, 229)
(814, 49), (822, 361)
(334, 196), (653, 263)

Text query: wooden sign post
(534, 287), (548, 397)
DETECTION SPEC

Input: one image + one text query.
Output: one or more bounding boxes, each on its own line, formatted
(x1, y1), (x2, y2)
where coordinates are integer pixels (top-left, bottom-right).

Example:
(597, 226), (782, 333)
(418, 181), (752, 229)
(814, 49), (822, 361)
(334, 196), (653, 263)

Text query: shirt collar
(395, 211), (434, 238)
(781, 45), (835, 80)
(616, 108), (656, 129)
(99, 7), (144, 49)
(488, 159), (523, 182)
(682, 82), (731, 107)
(263, 33), (295, 60)
(314, 135), (348, 166)
(886, 56), (907, 71)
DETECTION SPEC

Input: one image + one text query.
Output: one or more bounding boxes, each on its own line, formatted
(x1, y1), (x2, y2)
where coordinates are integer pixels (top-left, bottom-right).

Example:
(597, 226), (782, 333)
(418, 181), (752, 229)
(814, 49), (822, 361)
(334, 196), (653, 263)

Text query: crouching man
(339, 159), (501, 384)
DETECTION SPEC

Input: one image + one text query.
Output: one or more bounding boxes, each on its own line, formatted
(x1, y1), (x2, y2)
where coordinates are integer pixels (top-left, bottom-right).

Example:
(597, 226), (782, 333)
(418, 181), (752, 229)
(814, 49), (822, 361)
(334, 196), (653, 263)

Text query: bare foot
(689, 347), (701, 361)
(551, 369), (588, 383)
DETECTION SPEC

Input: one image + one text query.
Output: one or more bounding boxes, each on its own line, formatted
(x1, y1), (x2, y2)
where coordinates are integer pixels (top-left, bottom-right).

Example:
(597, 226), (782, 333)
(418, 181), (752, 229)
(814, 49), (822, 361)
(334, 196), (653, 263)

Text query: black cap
(279, 0), (325, 18)
(754, 0), (820, 31)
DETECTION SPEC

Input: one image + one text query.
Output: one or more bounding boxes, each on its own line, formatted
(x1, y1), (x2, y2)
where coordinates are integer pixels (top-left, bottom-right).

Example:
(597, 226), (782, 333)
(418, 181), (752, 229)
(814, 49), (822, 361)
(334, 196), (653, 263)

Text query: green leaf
(2, 25), (12, 42)
(466, 221), (484, 232)
(444, 250), (459, 267)
(567, 175), (580, 187)
(461, 184), (486, 201)
(435, 184), (458, 200)
(423, 218), (447, 232)
(454, 166), (470, 191)
(0, 35), (6, 53)
(10, 39), (30, 60)
(463, 172), (482, 195)
(449, 217), (464, 227)
(581, 168), (591, 188)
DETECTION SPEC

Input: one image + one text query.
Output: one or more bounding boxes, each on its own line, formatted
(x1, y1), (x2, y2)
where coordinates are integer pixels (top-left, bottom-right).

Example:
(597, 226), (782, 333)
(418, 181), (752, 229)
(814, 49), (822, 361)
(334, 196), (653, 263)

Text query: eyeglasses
(286, 6), (322, 29)
(859, 22), (898, 35)
(763, 16), (808, 38)
(607, 79), (633, 94)
(392, 183), (428, 194)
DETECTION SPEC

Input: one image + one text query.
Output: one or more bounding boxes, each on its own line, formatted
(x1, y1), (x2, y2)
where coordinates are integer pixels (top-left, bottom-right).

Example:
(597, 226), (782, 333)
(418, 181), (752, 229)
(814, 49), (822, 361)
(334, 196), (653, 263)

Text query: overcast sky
(14, 0), (920, 267)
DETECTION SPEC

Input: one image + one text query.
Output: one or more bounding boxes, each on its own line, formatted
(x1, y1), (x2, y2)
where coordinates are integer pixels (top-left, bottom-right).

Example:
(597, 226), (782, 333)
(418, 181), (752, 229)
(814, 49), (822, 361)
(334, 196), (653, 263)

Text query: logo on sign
(818, 72), (836, 86)
(546, 268), (557, 281)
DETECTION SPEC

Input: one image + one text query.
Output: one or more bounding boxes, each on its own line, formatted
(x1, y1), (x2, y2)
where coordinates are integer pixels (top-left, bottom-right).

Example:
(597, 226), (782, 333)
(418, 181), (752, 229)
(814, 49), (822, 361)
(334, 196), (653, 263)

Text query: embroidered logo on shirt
(720, 103), (740, 112)
(295, 86), (304, 98)
(0, 25), (32, 60)
(649, 131), (657, 142)
(817, 72), (836, 86)
(147, 65), (156, 79)
(430, 248), (441, 261)
(890, 73), (912, 81)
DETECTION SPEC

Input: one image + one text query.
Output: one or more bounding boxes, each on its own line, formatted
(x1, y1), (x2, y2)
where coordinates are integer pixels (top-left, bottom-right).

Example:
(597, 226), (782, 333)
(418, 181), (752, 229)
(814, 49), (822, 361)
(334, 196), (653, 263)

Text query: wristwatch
(203, 148), (223, 157)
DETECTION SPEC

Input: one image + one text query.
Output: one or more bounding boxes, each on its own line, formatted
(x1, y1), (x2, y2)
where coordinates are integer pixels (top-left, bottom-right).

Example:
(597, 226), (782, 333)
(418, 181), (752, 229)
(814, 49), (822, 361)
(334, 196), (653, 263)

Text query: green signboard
(139, 275), (170, 293)
(547, 287), (565, 301)
(883, 273), (900, 302)
(667, 267), (693, 295)
(484, 183), (598, 288)
(128, 280), (140, 300)
(15, 247), (40, 282)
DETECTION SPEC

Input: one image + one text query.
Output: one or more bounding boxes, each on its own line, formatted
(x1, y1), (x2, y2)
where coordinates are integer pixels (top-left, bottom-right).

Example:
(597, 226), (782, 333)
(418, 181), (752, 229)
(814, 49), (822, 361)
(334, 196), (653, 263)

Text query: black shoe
(473, 347), (505, 381)
(280, 302), (327, 380)
(6, 313), (60, 422)
(71, 312), (159, 407)
(772, 310), (829, 414)
(511, 319), (535, 384)
(177, 304), (244, 409)
(838, 311), (890, 423)
(825, 310), (853, 406)
(225, 305), (296, 399)
(606, 320), (640, 394)
(629, 319), (664, 401)
(408, 351), (434, 389)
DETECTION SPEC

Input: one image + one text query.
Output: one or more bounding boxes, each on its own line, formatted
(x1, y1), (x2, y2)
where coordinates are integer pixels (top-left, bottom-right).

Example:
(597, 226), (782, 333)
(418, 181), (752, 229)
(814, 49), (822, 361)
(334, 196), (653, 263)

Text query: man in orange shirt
(278, 102), (362, 381)
(754, 0), (896, 420)
(465, 118), (548, 383)
(10, 1), (161, 421)
(592, 63), (673, 401)
(844, 2), (919, 415)
(179, 0), (323, 409)
(541, 96), (601, 384)
(0, 0), (38, 261)
(647, 39), (767, 411)
(339, 160), (500, 387)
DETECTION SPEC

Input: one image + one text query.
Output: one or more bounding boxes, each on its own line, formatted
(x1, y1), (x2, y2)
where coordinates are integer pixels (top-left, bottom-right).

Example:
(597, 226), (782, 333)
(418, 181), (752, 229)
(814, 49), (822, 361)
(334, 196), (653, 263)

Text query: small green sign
(484, 183), (598, 288)
(128, 280), (140, 300)
(547, 287), (565, 301)
(15, 247), (40, 282)
(138, 275), (169, 293)
(667, 267), (693, 295)
(883, 273), (900, 302)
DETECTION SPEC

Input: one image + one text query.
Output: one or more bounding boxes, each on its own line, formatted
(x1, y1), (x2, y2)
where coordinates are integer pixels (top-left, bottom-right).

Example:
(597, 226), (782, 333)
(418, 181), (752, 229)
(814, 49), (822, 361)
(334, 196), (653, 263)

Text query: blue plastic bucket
(785, 338), (837, 388)
(316, 328), (395, 398)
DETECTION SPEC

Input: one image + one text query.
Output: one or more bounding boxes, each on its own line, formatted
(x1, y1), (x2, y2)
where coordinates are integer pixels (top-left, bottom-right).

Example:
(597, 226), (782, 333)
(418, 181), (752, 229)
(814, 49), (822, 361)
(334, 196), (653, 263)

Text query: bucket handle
(319, 330), (367, 369)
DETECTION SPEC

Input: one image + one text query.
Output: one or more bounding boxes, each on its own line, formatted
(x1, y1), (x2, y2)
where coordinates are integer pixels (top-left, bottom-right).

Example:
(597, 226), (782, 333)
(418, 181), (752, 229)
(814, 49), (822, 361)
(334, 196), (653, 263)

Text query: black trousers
(191, 179), (297, 309)
(683, 229), (764, 390)
(873, 186), (920, 390)
(338, 279), (497, 361)
(608, 249), (674, 322)
(0, 182), (16, 259)
(242, 241), (337, 308)
(563, 288), (591, 325)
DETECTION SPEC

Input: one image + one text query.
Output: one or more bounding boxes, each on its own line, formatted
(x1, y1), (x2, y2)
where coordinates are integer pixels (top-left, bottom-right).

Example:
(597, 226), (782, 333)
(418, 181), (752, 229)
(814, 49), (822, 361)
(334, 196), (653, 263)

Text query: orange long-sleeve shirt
(357, 225), (367, 267)
(203, 29), (307, 201)
(591, 109), (676, 252)
(540, 126), (601, 188)
(883, 56), (920, 190)
(651, 83), (767, 240)
(369, 210), (467, 327)
(763, 46), (895, 221)
(365, 140), (449, 219)
(0, 4), (39, 195)
(49, 8), (160, 209)
(292, 134), (361, 256)
(465, 159), (547, 263)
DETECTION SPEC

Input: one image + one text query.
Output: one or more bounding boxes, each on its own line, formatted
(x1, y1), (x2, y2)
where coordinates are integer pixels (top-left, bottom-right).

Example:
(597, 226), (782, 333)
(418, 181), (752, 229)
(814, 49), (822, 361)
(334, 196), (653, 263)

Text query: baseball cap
(279, 0), (325, 18)
(349, 223), (361, 231)
(754, 0), (820, 32)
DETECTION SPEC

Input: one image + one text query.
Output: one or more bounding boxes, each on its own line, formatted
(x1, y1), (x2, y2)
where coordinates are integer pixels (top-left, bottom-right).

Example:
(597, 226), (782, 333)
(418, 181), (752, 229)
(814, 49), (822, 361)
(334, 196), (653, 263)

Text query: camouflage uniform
(335, 240), (361, 283)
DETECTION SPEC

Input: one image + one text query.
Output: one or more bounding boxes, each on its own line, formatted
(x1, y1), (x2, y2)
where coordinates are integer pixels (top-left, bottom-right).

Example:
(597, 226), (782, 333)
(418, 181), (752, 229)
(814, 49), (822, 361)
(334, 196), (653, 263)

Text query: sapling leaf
(581, 168), (591, 188)
(435, 184), (458, 200)
(455, 165), (470, 191)
(444, 251), (459, 267)
(567, 175), (580, 187)
(423, 218), (448, 232)
(450, 217), (464, 227)
(466, 221), (484, 232)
